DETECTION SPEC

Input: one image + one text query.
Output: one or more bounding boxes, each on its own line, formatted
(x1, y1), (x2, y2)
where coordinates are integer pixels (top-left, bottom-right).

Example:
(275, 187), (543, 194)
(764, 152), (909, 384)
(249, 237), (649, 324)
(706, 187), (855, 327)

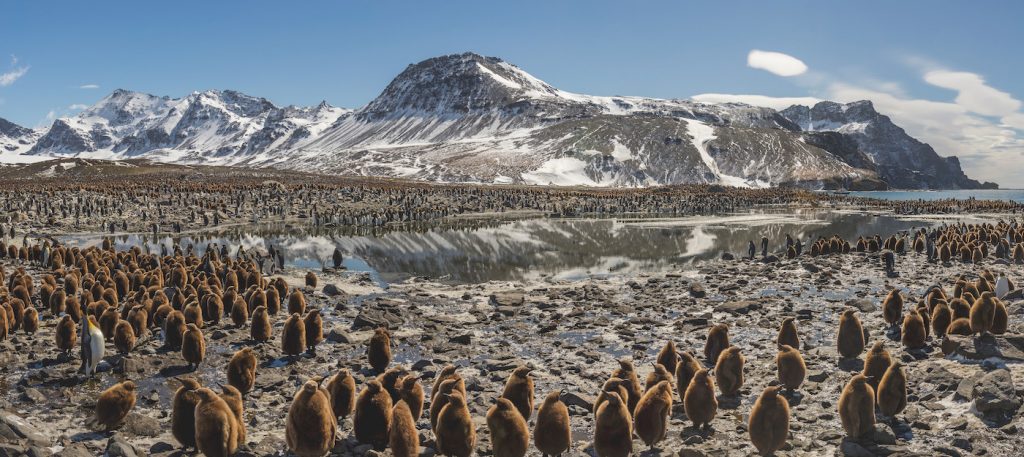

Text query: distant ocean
(849, 190), (1024, 203)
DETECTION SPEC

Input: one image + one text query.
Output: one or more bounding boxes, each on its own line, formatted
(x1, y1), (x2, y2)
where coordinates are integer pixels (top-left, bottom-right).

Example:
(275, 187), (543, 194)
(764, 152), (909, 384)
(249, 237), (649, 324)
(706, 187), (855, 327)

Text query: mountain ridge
(0, 52), (995, 189)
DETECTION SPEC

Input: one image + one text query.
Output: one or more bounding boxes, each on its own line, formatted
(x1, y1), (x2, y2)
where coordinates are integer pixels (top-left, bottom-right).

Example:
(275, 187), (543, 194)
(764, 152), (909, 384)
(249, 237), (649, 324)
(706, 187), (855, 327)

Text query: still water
(58, 209), (939, 284)
(849, 189), (1024, 203)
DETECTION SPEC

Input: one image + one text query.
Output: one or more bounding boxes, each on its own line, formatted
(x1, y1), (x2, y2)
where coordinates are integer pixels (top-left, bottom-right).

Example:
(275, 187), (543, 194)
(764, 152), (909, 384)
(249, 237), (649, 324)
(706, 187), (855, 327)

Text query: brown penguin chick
(876, 361), (907, 418)
(367, 327), (391, 374)
(882, 289), (904, 328)
(644, 362), (674, 394)
(354, 379), (392, 450)
(286, 380), (337, 457)
(992, 298), (1008, 334)
(862, 341), (892, 394)
(325, 368), (357, 420)
(435, 391), (476, 457)
(683, 369), (718, 431)
(230, 295), (248, 327)
(389, 400), (420, 457)
(288, 288), (306, 315)
(970, 291), (997, 335)
(931, 301), (953, 338)
(776, 344), (806, 393)
(376, 365), (409, 402)
(204, 295), (223, 326)
(535, 390), (571, 456)
(95, 381), (137, 430)
(836, 309), (865, 359)
(50, 288), (67, 316)
(487, 397), (530, 457)
(431, 365), (466, 402)
(303, 309), (323, 352)
(916, 303), (931, 339)
(901, 309), (927, 349)
(55, 314), (76, 357)
(397, 375), (425, 420)
(194, 387), (238, 457)
(164, 310), (187, 349)
(21, 307), (38, 335)
(264, 287), (280, 317)
(838, 374), (875, 438)
(593, 392), (632, 457)
(674, 351), (703, 400)
(430, 378), (462, 431)
(655, 340), (679, 373)
(127, 305), (148, 337)
(182, 323), (205, 370)
(947, 317), (974, 336)
(305, 271), (318, 289)
(281, 312), (306, 360)
(113, 319), (136, 354)
(949, 297), (971, 320)
(777, 317), (800, 350)
(704, 323), (730, 366)
(227, 347), (258, 396)
(715, 346), (744, 396)
(748, 385), (790, 456)
(634, 380), (672, 449)
(219, 384), (246, 445)
(250, 305), (272, 343)
(183, 301), (203, 328)
(611, 359), (644, 414)
(593, 377), (629, 419)
(501, 365), (535, 421)
(99, 306), (119, 340)
(171, 377), (202, 450)
(247, 288), (267, 314)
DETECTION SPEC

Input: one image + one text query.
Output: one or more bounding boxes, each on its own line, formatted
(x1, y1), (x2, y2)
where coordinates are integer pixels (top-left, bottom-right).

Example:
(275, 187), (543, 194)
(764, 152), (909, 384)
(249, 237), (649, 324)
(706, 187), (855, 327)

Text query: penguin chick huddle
(0, 212), (1023, 455)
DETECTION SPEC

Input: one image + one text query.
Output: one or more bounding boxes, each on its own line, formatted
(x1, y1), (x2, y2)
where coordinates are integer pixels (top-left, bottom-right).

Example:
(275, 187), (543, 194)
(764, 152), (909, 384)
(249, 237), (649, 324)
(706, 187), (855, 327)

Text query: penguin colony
(0, 197), (1021, 455)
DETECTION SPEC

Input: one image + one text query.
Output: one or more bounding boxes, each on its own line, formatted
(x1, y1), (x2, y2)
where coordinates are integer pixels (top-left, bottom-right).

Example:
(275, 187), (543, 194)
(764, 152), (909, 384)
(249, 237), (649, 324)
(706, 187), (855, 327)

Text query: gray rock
(689, 283), (706, 298)
(105, 436), (140, 457)
(121, 412), (161, 437)
(972, 369), (1022, 417)
(560, 391), (594, 411)
(322, 283), (343, 296)
(870, 423), (896, 445)
(326, 327), (351, 343)
(840, 439), (875, 457)
(0, 412), (48, 446)
(489, 292), (524, 307)
(847, 298), (876, 313)
(53, 444), (93, 457)
(945, 334), (1024, 361)
(714, 300), (760, 315)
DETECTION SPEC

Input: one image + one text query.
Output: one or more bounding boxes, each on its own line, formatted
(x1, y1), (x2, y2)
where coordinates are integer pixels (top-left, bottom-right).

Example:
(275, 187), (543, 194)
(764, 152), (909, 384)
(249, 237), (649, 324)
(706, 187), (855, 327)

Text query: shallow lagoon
(58, 209), (940, 284)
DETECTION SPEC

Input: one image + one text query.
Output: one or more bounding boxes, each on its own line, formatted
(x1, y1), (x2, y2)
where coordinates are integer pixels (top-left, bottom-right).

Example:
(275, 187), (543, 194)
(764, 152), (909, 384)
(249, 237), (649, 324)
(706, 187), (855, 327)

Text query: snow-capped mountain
(780, 101), (988, 189)
(27, 89), (348, 163)
(5, 52), (991, 189)
(0, 116), (41, 157)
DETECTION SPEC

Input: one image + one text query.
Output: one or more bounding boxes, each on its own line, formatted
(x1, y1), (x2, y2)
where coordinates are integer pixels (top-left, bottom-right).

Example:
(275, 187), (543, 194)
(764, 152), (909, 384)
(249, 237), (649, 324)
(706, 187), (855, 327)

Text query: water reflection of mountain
(59, 211), (932, 284)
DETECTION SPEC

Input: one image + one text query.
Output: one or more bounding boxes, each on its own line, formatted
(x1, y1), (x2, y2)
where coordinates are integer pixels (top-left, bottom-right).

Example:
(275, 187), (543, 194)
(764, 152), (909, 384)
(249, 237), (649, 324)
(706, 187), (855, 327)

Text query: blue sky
(3, 0), (1023, 184)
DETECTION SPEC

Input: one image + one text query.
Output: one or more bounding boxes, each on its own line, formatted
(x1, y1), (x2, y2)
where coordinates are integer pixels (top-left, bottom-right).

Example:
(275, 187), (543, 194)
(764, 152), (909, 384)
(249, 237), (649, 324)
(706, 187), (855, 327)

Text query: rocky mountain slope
(0, 53), (993, 189)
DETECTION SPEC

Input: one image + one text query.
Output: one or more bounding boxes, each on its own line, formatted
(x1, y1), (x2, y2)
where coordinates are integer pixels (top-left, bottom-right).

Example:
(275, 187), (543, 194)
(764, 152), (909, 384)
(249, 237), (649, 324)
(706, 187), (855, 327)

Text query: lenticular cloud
(747, 50), (808, 77)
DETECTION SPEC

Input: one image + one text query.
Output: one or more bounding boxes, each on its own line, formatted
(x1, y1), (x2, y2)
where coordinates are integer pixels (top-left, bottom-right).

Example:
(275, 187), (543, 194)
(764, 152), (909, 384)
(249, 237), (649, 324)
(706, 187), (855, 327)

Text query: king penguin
(80, 309), (105, 377)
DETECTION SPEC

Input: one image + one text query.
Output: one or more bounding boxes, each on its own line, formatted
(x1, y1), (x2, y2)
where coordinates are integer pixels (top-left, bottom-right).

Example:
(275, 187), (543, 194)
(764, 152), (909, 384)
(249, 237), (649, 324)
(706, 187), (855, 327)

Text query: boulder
(972, 369), (1022, 420)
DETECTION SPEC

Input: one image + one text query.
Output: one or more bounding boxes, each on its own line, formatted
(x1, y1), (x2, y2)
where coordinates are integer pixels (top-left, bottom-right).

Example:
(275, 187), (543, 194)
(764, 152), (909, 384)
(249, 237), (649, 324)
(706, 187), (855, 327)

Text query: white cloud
(79, 84), (99, 89)
(1002, 113), (1024, 131)
(0, 66), (29, 87)
(747, 50), (808, 77)
(691, 93), (820, 110)
(69, 104), (88, 110)
(923, 70), (1021, 117)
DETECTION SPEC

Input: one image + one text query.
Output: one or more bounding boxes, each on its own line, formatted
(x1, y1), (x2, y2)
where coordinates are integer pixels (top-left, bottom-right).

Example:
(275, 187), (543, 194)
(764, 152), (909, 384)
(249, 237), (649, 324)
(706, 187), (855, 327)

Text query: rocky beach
(0, 195), (1019, 456)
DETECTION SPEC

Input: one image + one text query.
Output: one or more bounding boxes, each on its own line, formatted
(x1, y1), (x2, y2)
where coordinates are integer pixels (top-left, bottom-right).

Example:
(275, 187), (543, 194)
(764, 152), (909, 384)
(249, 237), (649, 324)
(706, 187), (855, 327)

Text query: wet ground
(2, 222), (1023, 456)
